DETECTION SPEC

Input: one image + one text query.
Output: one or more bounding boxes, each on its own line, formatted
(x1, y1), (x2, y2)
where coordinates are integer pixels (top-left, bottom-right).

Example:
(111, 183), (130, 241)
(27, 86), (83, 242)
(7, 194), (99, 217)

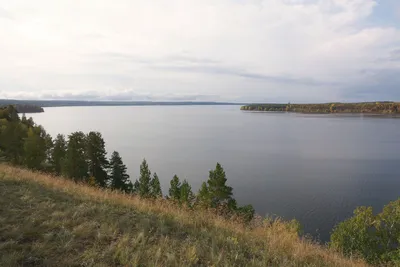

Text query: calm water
(30, 106), (400, 242)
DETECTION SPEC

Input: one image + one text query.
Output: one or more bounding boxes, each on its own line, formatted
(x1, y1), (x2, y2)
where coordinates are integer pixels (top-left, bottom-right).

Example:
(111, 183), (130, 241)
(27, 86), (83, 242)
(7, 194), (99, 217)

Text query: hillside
(241, 102), (400, 114)
(0, 164), (367, 267)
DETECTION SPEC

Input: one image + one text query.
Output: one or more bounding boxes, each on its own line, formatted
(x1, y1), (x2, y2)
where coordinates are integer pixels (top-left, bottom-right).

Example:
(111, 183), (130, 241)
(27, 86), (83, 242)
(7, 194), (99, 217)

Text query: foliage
(197, 181), (211, 207)
(330, 200), (400, 265)
(51, 134), (67, 175)
(62, 131), (88, 181)
(150, 172), (162, 198)
(23, 127), (47, 170)
(180, 179), (195, 206)
(109, 151), (132, 193)
(207, 163), (233, 207)
(169, 174), (181, 201)
(85, 131), (109, 187)
(138, 159), (152, 198)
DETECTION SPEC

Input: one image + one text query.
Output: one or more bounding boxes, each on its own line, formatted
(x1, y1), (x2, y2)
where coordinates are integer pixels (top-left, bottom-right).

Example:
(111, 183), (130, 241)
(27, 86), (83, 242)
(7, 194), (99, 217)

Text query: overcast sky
(0, 0), (399, 102)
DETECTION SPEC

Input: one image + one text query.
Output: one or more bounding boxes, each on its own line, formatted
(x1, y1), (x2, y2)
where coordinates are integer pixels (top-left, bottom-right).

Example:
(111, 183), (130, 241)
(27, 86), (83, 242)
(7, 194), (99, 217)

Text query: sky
(0, 0), (399, 103)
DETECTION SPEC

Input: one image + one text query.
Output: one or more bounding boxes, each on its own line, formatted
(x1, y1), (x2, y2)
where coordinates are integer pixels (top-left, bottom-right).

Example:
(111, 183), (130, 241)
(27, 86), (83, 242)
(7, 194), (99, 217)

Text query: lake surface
(30, 106), (400, 242)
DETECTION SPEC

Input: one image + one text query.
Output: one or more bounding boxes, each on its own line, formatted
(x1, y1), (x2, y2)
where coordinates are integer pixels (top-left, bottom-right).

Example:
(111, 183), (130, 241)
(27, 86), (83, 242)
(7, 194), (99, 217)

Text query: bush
(330, 200), (400, 265)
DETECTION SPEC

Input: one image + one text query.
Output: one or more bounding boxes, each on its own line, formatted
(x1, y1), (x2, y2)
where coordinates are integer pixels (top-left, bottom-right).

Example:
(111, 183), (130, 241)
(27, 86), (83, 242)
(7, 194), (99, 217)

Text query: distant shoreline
(241, 102), (400, 115)
(0, 99), (245, 108)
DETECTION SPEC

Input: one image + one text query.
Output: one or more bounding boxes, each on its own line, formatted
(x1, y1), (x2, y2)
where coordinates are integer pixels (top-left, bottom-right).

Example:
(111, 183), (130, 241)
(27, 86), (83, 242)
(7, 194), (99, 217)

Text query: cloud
(0, 7), (12, 19)
(0, 0), (399, 102)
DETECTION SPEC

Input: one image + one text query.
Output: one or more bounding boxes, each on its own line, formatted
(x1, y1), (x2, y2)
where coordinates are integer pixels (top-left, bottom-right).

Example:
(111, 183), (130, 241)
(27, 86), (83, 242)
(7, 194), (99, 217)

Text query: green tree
(86, 132), (109, 187)
(51, 134), (67, 175)
(23, 126), (46, 170)
(180, 179), (194, 206)
(169, 175), (181, 201)
(109, 151), (132, 193)
(133, 180), (140, 194)
(62, 131), (88, 181)
(138, 159), (151, 198)
(197, 181), (211, 207)
(150, 172), (162, 198)
(207, 163), (233, 207)
(0, 121), (27, 164)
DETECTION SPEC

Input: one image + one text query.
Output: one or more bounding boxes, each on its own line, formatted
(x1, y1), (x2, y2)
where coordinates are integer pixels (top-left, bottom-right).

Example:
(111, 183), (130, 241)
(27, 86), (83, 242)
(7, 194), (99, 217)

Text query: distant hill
(0, 99), (245, 108)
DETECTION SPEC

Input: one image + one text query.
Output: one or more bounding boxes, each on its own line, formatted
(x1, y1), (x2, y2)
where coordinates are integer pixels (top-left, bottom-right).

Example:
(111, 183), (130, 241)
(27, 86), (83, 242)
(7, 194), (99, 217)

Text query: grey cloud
(152, 65), (339, 86)
(343, 68), (400, 101)
(94, 52), (220, 65)
(38, 90), (222, 102)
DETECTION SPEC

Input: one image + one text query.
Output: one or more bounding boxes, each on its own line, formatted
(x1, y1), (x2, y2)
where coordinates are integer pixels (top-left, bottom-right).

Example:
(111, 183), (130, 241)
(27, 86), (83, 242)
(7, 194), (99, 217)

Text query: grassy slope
(0, 165), (367, 267)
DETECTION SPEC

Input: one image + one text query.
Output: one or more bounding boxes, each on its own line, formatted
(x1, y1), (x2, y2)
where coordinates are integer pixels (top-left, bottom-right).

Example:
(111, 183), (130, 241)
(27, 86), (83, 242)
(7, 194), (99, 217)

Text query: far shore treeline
(1, 104), (400, 265)
(241, 101), (400, 114)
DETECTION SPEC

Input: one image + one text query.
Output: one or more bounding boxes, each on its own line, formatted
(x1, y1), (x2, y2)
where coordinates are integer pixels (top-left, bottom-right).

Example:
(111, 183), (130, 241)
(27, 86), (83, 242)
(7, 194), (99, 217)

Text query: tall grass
(0, 164), (368, 266)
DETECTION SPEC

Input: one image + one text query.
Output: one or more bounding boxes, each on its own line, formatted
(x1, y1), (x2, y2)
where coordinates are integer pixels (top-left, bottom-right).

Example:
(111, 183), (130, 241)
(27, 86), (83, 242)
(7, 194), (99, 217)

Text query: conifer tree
(51, 134), (67, 175)
(197, 181), (211, 207)
(109, 151), (132, 193)
(150, 172), (162, 198)
(86, 131), (109, 187)
(207, 163), (233, 207)
(138, 159), (151, 197)
(169, 175), (181, 200)
(133, 180), (140, 194)
(180, 179), (194, 206)
(62, 131), (88, 181)
(23, 127), (46, 170)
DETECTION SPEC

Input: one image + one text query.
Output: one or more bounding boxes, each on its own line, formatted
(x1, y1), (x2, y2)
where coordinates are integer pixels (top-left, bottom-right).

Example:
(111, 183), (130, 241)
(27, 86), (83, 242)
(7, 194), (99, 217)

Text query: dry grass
(0, 164), (368, 266)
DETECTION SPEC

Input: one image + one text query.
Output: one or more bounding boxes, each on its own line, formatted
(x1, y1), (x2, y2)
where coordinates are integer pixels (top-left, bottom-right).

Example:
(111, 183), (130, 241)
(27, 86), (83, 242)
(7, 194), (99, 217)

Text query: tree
(197, 182), (211, 207)
(62, 131), (88, 181)
(138, 159), (151, 198)
(51, 134), (67, 175)
(109, 151), (132, 193)
(150, 172), (162, 198)
(86, 131), (109, 187)
(180, 179), (194, 206)
(207, 163), (233, 207)
(0, 121), (27, 164)
(23, 127), (46, 170)
(169, 175), (181, 201)
(133, 180), (140, 194)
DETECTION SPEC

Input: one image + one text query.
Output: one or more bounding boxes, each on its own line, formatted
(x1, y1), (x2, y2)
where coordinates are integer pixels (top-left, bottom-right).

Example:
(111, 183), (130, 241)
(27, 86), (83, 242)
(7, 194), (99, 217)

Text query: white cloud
(0, 0), (399, 102)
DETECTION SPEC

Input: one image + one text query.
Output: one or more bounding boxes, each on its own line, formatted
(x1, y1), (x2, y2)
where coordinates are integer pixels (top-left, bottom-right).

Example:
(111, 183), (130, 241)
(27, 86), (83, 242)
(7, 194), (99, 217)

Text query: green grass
(0, 165), (368, 266)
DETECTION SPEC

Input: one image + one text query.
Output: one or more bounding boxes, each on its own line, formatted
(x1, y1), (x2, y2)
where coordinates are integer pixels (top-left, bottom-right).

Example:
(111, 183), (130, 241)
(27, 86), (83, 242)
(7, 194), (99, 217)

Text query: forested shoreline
(241, 102), (400, 114)
(0, 104), (44, 113)
(1, 104), (399, 265)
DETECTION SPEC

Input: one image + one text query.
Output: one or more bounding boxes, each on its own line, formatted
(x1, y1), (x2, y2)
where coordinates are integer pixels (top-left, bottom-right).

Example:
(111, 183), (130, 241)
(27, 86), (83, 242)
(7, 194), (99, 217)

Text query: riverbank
(0, 164), (366, 267)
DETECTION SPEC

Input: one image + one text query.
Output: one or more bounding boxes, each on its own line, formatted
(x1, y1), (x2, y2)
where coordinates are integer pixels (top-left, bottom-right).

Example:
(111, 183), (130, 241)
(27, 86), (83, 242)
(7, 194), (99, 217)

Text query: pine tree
(133, 180), (140, 194)
(180, 179), (194, 206)
(197, 181), (211, 207)
(109, 151), (132, 193)
(23, 127), (46, 170)
(169, 175), (181, 201)
(62, 131), (88, 181)
(138, 159), (151, 198)
(150, 172), (162, 198)
(51, 134), (67, 175)
(207, 163), (233, 207)
(0, 121), (27, 164)
(86, 132), (109, 187)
